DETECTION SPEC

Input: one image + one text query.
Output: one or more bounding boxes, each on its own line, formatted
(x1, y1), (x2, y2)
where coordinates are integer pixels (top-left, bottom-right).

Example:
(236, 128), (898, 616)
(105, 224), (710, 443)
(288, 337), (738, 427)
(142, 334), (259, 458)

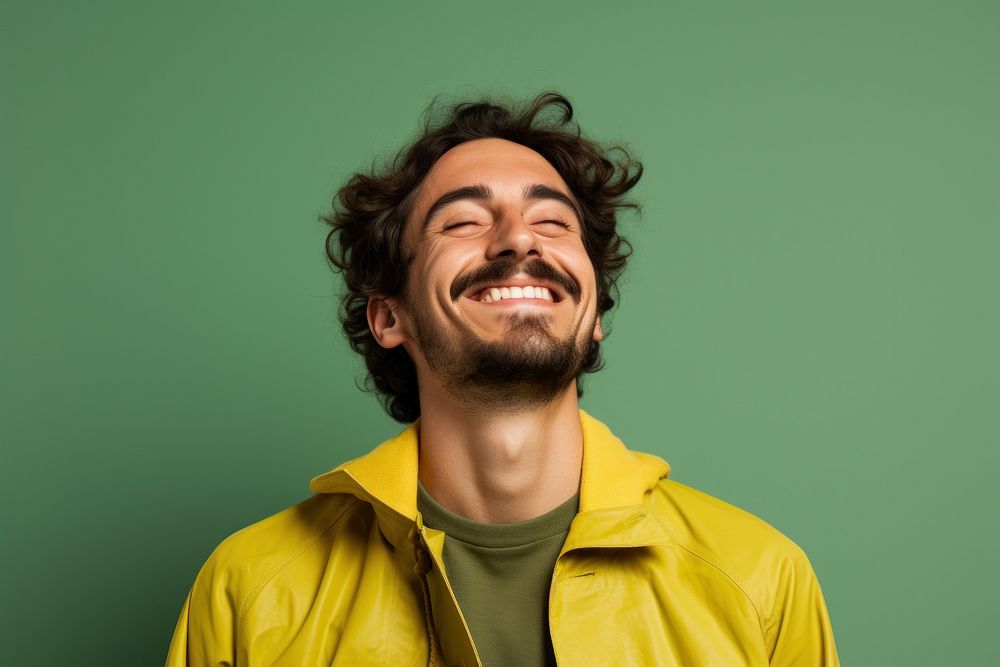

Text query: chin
(460, 336), (584, 400)
(413, 307), (589, 405)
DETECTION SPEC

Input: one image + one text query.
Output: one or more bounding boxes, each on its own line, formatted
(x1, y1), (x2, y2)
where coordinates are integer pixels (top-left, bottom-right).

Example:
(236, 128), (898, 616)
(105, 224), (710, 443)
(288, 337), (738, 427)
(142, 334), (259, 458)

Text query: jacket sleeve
(763, 546), (840, 666)
(165, 550), (238, 667)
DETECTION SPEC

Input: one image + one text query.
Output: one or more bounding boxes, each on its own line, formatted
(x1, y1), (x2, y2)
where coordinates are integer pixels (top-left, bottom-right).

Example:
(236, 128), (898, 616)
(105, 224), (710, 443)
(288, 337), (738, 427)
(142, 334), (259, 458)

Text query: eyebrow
(525, 184), (583, 221)
(422, 183), (582, 230)
(422, 184), (491, 230)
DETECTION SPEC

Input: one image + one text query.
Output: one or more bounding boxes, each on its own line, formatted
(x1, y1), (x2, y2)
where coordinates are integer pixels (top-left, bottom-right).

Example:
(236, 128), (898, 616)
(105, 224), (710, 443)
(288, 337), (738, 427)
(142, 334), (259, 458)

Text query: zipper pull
(408, 525), (432, 576)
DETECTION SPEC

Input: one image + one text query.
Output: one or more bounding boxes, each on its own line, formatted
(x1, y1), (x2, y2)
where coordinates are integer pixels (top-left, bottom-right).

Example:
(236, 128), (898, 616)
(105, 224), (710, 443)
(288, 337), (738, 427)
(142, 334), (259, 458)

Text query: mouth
(451, 258), (580, 306)
(464, 281), (564, 305)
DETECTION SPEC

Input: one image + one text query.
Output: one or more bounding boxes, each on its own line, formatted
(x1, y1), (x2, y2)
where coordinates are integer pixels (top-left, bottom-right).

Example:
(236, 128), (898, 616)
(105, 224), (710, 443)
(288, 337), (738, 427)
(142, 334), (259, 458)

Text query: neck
(416, 381), (583, 523)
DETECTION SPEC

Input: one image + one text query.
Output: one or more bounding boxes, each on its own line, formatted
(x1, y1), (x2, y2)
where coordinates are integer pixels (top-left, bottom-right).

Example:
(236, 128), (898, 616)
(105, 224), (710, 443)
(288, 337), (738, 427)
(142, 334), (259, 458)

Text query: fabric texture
(166, 409), (840, 666)
(417, 480), (577, 667)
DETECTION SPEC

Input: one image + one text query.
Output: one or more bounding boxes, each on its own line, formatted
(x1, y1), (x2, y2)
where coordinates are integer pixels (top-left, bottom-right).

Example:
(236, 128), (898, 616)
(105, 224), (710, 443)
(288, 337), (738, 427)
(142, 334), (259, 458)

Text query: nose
(485, 214), (542, 261)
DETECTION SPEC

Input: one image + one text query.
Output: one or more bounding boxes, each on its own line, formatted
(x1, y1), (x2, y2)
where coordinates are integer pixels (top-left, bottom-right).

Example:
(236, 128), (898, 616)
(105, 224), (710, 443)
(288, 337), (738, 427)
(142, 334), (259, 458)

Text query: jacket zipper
(408, 525), (441, 666)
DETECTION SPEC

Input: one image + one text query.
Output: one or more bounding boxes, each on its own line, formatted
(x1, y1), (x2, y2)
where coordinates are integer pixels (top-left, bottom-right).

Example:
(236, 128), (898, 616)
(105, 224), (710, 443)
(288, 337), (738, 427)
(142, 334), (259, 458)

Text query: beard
(405, 300), (596, 411)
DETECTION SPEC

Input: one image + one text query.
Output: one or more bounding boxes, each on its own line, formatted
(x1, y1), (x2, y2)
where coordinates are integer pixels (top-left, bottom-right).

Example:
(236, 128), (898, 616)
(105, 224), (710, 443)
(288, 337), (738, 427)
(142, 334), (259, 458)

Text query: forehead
(411, 138), (571, 213)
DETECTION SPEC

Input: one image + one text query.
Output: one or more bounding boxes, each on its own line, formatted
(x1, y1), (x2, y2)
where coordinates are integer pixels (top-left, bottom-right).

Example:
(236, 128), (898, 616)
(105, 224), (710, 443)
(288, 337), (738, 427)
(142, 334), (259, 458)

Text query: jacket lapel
(568, 410), (672, 550)
(309, 420), (421, 551)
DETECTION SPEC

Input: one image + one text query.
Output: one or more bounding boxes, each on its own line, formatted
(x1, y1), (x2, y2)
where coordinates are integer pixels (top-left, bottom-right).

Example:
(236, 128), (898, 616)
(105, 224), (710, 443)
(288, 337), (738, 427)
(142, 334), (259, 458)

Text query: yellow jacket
(167, 410), (839, 666)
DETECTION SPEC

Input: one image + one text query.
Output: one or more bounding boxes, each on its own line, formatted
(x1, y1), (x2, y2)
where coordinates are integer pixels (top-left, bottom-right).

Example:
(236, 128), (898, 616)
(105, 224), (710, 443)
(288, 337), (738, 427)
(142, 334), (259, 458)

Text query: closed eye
(537, 220), (571, 229)
(443, 221), (477, 231)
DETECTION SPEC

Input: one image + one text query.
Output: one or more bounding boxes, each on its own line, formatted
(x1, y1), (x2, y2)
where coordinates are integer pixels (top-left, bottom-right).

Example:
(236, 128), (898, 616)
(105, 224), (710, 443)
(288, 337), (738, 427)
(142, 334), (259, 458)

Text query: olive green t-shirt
(417, 482), (579, 667)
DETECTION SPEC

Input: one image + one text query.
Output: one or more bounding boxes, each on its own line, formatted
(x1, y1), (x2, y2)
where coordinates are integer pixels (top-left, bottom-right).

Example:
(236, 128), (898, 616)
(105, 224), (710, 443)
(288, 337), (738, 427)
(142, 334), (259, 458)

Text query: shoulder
(190, 493), (369, 622)
(651, 477), (804, 559)
(169, 493), (375, 664)
(649, 478), (818, 628)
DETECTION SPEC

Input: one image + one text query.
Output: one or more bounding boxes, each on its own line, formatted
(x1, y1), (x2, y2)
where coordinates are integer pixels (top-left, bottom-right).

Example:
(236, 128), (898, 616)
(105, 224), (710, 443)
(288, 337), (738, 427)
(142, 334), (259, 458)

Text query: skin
(366, 138), (603, 523)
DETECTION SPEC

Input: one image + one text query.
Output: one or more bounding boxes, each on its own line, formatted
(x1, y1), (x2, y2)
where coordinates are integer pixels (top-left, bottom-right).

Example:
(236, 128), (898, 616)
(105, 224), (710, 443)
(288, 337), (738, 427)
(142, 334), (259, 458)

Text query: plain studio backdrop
(3, 1), (998, 665)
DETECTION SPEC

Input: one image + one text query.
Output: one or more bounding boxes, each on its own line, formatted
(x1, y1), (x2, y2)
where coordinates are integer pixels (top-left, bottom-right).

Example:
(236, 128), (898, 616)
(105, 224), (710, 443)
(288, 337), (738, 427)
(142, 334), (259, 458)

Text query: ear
(592, 313), (604, 342)
(367, 296), (408, 349)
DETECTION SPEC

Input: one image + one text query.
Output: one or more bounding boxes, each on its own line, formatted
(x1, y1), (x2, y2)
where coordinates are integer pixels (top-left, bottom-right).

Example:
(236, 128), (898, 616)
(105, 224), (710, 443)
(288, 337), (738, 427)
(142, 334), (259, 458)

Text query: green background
(4, 1), (998, 664)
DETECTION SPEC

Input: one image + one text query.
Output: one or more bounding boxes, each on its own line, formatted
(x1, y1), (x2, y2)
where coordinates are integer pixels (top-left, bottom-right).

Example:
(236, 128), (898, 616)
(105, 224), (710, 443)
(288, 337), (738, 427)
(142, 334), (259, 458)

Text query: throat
(415, 395), (584, 523)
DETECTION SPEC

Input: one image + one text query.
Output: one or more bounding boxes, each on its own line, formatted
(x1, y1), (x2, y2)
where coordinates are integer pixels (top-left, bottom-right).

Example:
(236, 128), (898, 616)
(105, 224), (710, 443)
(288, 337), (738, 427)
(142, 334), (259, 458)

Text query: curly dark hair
(322, 91), (643, 423)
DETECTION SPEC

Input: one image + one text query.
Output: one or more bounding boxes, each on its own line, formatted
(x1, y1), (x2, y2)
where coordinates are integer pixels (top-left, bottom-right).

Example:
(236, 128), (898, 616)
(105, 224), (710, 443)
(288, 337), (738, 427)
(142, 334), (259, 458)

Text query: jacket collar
(309, 408), (672, 550)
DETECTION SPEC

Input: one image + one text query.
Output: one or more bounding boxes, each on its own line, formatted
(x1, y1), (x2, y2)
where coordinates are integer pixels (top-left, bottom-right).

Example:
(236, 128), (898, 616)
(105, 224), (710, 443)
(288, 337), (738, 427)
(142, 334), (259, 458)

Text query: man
(167, 91), (839, 666)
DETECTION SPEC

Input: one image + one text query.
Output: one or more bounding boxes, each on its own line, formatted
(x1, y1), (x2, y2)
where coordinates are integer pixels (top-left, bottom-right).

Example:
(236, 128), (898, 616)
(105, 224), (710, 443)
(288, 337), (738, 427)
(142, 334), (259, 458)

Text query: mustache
(450, 258), (581, 303)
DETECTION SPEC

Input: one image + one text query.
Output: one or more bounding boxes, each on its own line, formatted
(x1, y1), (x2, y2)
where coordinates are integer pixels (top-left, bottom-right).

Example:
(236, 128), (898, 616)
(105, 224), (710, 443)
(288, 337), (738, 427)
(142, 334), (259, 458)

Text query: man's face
(387, 137), (603, 408)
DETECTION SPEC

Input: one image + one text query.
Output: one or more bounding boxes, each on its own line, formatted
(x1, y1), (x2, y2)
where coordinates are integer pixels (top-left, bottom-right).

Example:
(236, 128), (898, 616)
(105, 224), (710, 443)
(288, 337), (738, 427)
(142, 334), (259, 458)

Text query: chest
(236, 527), (770, 666)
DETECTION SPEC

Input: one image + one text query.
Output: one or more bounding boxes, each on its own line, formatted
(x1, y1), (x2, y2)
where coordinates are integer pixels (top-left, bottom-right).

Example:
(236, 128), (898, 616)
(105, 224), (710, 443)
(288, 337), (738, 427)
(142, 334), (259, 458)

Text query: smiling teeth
(480, 286), (553, 303)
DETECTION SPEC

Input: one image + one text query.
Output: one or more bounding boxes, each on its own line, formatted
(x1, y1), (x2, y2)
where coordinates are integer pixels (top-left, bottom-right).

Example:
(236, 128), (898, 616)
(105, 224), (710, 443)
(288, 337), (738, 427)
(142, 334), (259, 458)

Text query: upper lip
(463, 277), (565, 303)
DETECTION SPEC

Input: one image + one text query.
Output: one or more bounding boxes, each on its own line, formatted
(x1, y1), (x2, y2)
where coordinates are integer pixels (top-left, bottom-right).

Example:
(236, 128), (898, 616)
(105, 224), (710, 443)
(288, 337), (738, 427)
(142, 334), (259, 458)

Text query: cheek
(552, 244), (599, 296)
(427, 240), (482, 273)
(416, 248), (470, 302)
